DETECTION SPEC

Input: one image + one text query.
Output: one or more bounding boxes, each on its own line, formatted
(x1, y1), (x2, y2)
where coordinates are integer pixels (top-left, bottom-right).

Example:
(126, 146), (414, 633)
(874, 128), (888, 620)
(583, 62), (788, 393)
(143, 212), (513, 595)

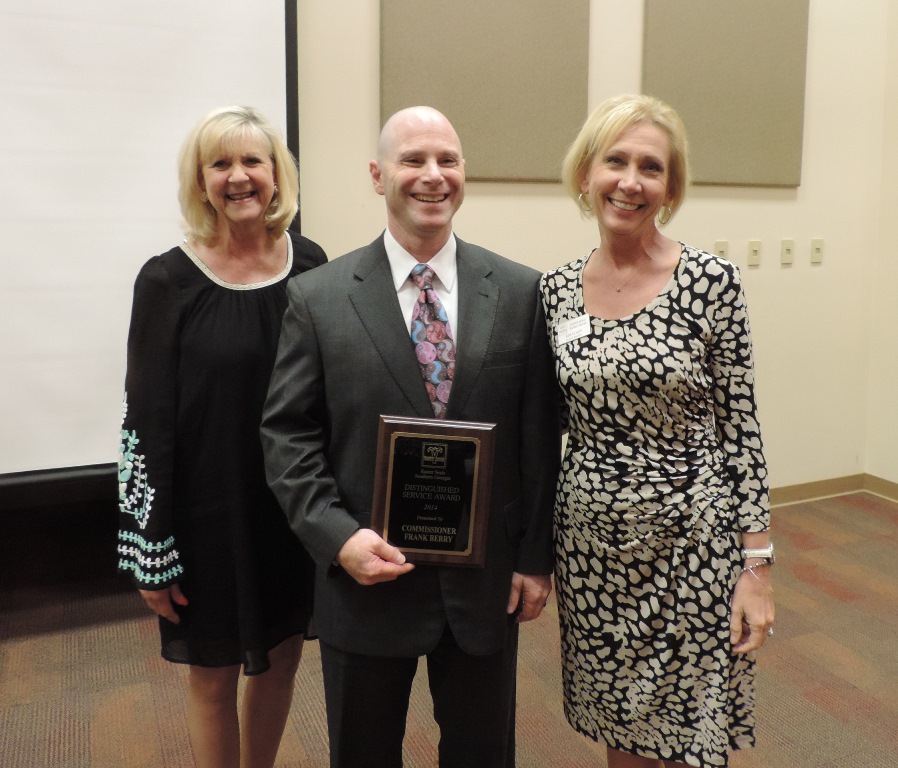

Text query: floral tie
(410, 264), (455, 418)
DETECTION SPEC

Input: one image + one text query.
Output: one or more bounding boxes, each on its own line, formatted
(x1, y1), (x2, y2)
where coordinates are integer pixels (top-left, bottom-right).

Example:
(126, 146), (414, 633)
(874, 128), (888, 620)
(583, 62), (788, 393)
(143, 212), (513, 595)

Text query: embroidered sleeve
(117, 257), (185, 588)
(708, 261), (770, 531)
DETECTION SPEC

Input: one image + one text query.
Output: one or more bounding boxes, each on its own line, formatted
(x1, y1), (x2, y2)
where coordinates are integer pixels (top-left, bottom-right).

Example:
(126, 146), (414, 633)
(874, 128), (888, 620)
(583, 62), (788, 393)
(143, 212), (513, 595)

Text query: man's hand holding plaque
(336, 528), (416, 585)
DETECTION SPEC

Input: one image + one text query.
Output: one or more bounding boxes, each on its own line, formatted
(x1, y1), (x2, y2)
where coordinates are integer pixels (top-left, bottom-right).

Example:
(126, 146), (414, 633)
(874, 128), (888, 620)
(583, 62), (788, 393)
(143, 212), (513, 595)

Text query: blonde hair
(561, 93), (690, 222)
(178, 106), (299, 244)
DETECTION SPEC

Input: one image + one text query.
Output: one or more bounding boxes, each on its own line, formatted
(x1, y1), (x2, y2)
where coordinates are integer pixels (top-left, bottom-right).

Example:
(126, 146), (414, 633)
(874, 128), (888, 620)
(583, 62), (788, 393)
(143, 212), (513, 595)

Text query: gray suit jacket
(261, 235), (560, 657)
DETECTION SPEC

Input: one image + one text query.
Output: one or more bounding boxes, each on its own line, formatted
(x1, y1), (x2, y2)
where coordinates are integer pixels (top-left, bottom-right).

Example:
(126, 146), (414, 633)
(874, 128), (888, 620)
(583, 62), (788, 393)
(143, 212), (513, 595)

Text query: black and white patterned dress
(539, 244), (769, 767)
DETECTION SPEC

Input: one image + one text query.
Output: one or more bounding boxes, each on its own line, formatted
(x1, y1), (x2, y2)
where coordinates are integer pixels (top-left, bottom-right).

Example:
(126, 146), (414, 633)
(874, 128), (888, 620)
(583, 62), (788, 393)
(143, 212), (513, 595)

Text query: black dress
(117, 231), (326, 674)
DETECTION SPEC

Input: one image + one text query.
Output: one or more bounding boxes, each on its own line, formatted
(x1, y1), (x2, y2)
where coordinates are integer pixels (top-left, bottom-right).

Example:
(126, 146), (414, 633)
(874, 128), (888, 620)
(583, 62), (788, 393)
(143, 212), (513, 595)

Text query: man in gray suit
(261, 106), (560, 767)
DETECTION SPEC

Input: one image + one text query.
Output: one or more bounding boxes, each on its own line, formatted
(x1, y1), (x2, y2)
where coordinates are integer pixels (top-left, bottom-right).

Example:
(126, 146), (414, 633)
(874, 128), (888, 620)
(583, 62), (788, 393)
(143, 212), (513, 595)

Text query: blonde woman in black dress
(118, 106), (326, 767)
(540, 94), (775, 768)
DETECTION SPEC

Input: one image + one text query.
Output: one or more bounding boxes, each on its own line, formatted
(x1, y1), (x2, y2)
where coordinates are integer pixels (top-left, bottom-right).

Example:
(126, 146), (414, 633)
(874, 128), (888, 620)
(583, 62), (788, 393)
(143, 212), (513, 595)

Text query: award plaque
(371, 415), (496, 567)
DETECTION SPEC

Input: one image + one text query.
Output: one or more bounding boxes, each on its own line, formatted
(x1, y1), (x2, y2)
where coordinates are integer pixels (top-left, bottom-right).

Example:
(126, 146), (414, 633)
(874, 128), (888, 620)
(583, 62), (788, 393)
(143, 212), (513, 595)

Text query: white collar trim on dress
(180, 235), (294, 290)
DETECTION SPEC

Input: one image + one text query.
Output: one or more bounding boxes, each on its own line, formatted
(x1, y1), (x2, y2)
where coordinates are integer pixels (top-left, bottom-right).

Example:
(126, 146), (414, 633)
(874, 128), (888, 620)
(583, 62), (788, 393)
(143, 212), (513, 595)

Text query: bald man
(262, 107), (560, 767)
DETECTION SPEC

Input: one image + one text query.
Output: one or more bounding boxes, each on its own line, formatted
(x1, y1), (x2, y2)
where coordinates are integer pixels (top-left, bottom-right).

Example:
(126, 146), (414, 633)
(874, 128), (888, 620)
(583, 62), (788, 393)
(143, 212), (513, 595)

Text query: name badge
(555, 314), (591, 346)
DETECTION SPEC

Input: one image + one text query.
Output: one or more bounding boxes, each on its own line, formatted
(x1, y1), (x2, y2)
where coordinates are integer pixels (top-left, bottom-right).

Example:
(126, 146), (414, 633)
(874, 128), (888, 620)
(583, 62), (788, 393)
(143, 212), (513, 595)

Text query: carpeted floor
(1, 492), (897, 767)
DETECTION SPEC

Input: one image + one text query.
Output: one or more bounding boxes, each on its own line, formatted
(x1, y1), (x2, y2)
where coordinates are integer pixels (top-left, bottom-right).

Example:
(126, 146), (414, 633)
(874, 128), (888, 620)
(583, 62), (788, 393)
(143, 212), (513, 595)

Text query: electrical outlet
(747, 240), (761, 267)
(811, 238), (824, 264)
(781, 239), (794, 265)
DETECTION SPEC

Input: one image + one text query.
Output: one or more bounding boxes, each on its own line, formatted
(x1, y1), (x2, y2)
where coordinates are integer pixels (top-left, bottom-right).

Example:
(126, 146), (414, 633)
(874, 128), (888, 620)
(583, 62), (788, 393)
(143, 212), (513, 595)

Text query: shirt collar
(383, 229), (458, 293)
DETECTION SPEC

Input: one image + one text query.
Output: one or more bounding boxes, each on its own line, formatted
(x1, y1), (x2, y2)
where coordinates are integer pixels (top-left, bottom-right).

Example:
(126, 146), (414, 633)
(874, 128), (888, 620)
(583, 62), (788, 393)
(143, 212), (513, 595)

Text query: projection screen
(0, 0), (288, 474)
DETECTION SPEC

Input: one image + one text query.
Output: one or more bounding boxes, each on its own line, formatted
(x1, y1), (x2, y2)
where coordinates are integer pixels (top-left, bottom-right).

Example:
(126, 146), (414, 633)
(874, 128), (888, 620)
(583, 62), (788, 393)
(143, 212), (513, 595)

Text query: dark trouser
(320, 622), (519, 768)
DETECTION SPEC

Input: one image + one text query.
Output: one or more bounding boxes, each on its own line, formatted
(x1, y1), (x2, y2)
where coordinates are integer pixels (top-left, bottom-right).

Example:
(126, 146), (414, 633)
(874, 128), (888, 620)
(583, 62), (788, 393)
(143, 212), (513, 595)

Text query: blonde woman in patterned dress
(539, 94), (775, 768)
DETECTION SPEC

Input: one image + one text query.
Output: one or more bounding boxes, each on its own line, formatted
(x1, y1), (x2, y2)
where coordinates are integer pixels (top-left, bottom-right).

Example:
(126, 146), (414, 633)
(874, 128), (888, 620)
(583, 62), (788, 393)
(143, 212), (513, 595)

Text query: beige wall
(867, 1), (898, 484)
(296, 0), (898, 489)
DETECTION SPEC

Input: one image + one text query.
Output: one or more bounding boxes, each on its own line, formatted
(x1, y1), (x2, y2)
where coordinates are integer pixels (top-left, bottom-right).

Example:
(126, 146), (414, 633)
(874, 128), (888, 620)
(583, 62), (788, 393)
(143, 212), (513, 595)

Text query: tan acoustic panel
(643, 0), (809, 187)
(381, 0), (589, 181)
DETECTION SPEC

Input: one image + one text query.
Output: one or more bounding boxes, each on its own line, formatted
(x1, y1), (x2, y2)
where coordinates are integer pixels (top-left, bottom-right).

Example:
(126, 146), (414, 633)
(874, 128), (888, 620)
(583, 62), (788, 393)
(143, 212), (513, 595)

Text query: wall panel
(381, 0), (589, 181)
(643, 0), (809, 186)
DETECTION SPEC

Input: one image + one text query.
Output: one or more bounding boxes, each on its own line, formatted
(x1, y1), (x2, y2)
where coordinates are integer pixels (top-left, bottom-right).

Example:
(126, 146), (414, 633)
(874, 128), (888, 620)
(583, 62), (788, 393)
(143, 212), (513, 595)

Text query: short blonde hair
(178, 106), (299, 244)
(561, 94), (690, 222)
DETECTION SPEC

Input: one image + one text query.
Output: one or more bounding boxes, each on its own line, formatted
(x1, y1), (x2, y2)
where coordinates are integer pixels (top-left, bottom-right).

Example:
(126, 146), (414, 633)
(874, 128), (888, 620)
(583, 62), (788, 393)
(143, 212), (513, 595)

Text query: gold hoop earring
(577, 192), (592, 213)
(658, 204), (672, 225)
(199, 191), (208, 203)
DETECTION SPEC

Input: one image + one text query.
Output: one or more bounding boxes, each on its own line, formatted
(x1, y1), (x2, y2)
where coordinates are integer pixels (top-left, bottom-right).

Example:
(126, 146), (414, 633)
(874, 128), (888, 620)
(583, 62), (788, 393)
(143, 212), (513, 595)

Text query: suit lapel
(448, 239), (498, 418)
(348, 239), (434, 416)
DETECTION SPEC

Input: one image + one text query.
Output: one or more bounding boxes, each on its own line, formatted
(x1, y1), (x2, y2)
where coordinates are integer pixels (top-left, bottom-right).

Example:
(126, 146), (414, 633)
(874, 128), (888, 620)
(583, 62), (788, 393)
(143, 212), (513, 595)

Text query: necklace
(605, 253), (643, 293)
(611, 265), (639, 293)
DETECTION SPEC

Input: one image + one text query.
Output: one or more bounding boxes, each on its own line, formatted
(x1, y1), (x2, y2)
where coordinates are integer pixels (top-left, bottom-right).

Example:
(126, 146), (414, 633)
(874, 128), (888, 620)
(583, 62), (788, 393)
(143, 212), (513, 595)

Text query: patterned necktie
(410, 264), (455, 418)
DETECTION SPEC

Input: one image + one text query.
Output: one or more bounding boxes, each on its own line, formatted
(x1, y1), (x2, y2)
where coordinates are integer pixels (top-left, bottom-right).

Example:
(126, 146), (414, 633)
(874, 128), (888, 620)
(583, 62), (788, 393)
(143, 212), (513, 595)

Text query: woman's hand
(729, 565), (775, 654)
(138, 584), (188, 624)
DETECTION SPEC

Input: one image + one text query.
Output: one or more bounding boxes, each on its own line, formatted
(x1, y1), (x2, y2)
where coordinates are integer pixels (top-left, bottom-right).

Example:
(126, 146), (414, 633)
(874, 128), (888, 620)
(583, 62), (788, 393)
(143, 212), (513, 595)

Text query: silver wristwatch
(743, 543), (775, 565)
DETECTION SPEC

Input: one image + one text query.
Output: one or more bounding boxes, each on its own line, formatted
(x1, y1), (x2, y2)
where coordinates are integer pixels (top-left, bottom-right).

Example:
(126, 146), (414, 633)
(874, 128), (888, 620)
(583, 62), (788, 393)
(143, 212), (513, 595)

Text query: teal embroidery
(117, 393), (181, 585)
(118, 394), (155, 530)
(117, 530), (184, 585)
